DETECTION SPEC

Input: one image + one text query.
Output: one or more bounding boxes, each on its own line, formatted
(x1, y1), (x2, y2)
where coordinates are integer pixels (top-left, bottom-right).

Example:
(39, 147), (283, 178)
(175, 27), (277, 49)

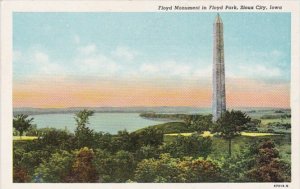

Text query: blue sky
(13, 12), (291, 108)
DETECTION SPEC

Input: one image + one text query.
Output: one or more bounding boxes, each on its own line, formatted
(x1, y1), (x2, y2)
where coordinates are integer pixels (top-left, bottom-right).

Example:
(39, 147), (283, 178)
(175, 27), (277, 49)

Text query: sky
(13, 12), (291, 108)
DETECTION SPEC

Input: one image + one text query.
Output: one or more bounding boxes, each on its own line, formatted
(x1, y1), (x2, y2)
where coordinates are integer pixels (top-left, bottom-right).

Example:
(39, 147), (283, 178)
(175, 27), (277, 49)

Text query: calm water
(32, 113), (168, 134)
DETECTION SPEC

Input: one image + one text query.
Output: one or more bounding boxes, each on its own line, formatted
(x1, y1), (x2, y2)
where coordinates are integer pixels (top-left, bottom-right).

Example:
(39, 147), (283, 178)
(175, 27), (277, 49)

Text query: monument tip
(215, 13), (222, 24)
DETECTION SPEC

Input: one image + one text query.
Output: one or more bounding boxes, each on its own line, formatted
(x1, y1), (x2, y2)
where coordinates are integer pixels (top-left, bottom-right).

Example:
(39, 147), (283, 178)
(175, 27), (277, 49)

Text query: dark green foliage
(243, 119), (260, 131)
(74, 109), (95, 148)
(178, 158), (224, 182)
(134, 154), (223, 183)
(111, 130), (135, 152)
(39, 129), (75, 150)
(34, 150), (74, 182)
(13, 114), (34, 138)
(140, 112), (186, 120)
(134, 154), (183, 183)
(74, 109), (95, 127)
(104, 129), (163, 153)
(13, 145), (52, 175)
(261, 114), (291, 119)
(220, 145), (256, 182)
(214, 110), (251, 139)
(187, 114), (213, 133)
(214, 110), (251, 156)
(135, 122), (189, 134)
(20, 128), (75, 152)
(92, 132), (113, 150)
(94, 149), (136, 182)
(274, 110), (284, 113)
(135, 127), (163, 147)
(135, 145), (161, 160)
(163, 134), (212, 158)
(267, 122), (291, 130)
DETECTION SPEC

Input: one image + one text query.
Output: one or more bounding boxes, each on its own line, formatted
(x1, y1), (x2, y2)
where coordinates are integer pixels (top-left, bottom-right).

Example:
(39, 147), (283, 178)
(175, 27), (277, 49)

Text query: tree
(163, 134), (212, 158)
(94, 149), (136, 182)
(74, 109), (95, 148)
(34, 150), (74, 182)
(75, 109), (94, 128)
(189, 115), (213, 133)
(109, 150), (136, 182)
(245, 140), (291, 182)
(13, 114), (34, 138)
(213, 110), (251, 156)
(70, 147), (98, 182)
(135, 145), (161, 160)
(111, 130), (133, 152)
(134, 154), (223, 183)
(178, 158), (224, 182)
(37, 128), (75, 151)
(136, 127), (163, 147)
(134, 153), (183, 183)
(93, 132), (113, 151)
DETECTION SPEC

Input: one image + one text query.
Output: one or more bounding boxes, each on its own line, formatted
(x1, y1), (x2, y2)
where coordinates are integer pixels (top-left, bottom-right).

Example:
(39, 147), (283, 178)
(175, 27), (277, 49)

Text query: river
(31, 113), (168, 134)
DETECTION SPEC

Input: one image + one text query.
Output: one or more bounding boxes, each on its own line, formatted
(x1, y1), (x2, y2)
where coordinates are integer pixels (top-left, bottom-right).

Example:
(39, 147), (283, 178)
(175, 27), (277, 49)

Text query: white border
(1, 1), (299, 189)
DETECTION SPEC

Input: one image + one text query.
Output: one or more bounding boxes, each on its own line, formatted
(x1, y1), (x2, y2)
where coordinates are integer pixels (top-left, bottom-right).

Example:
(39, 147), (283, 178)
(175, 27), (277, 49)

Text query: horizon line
(13, 106), (291, 109)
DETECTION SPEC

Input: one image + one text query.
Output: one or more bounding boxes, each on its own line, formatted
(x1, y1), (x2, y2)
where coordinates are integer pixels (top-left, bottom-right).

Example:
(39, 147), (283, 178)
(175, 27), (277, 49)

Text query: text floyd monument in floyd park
(212, 14), (226, 122)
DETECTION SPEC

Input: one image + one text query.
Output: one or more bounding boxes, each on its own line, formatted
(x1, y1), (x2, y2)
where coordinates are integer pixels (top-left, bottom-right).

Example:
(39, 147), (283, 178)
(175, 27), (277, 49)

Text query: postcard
(0, 0), (300, 189)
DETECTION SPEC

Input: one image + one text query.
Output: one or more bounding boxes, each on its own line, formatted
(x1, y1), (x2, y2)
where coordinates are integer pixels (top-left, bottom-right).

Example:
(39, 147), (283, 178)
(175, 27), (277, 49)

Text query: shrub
(245, 140), (291, 182)
(13, 166), (31, 183)
(94, 149), (136, 182)
(69, 147), (98, 183)
(134, 154), (223, 183)
(163, 134), (212, 158)
(34, 150), (74, 183)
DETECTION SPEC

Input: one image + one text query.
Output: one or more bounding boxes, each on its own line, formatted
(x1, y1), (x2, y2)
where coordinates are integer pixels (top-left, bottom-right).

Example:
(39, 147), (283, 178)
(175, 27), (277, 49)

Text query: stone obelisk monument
(212, 14), (226, 122)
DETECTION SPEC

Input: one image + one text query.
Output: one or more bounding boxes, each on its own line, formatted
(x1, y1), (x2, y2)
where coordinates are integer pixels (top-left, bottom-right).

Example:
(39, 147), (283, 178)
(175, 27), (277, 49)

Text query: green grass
(13, 136), (38, 141)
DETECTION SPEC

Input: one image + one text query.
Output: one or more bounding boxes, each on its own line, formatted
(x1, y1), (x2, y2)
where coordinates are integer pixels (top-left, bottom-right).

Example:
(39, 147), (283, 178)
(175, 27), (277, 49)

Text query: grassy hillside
(134, 122), (189, 134)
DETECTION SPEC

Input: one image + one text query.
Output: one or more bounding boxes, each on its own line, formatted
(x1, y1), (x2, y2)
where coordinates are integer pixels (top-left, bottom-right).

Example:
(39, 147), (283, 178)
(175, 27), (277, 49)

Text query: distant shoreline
(13, 107), (290, 116)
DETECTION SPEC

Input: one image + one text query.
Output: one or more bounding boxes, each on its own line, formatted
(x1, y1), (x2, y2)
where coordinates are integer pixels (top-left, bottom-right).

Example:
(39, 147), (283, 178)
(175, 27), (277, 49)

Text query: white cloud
(112, 46), (137, 61)
(80, 55), (118, 72)
(226, 49), (288, 81)
(32, 51), (65, 75)
(74, 46), (120, 77)
(15, 43), (287, 86)
(192, 66), (212, 78)
(239, 64), (281, 78)
(227, 64), (282, 79)
(139, 60), (194, 79)
(78, 44), (97, 55)
(13, 47), (65, 78)
(34, 51), (49, 63)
